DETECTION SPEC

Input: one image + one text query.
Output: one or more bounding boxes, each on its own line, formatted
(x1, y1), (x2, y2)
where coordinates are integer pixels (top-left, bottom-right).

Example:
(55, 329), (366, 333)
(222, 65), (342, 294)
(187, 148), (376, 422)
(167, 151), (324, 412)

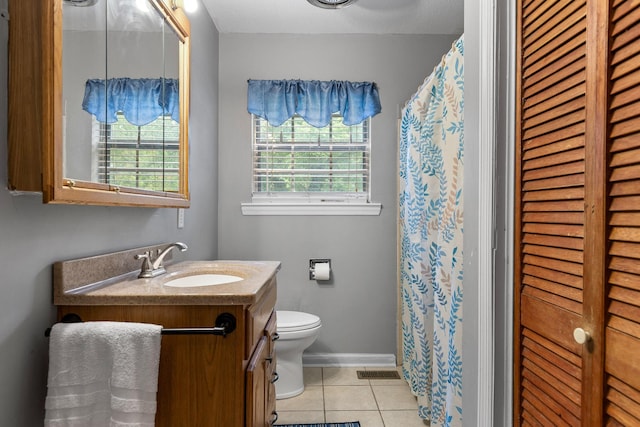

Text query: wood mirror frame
(7, 0), (190, 208)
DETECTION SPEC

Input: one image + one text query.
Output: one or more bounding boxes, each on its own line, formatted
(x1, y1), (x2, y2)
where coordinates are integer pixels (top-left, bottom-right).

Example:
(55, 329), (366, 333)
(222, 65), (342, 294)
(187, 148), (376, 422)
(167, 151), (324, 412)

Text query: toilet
(275, 310), (322, 399)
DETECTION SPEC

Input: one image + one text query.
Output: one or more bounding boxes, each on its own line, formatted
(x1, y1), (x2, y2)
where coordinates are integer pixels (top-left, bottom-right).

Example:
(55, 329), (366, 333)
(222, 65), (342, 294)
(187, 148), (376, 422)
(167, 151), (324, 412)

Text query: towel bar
(45, 312), (237, 337)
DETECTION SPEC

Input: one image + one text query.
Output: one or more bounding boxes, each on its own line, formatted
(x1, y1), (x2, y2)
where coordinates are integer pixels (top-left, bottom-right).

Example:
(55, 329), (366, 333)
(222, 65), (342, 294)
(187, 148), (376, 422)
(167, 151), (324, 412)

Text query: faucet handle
(135, 251), (150, 261)
(135, 251), (153, 277)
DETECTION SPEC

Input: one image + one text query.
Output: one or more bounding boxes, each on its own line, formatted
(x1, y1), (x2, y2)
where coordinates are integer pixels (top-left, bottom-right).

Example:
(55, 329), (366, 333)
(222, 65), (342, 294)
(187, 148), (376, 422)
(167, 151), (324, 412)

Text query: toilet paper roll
(313, 262), (331, 280)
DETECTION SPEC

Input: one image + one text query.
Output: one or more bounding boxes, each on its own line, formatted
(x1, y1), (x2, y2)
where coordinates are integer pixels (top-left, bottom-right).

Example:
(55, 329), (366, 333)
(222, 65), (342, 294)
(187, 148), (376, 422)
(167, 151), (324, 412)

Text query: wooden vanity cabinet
(56, 277), (277, 426)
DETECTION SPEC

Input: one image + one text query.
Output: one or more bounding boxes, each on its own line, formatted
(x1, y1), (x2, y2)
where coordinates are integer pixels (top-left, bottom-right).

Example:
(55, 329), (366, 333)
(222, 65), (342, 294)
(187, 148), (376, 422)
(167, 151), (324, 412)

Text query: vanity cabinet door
(246, 336), (269, 427)
(56, 305), (245, 426)
(246, 312), (278, 427)
(265, 312), (278, 425)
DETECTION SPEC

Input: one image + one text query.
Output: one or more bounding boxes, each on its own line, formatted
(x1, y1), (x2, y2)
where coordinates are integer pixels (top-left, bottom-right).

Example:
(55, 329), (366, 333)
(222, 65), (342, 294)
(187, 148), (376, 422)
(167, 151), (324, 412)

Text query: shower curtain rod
(44, 312), (237, 337)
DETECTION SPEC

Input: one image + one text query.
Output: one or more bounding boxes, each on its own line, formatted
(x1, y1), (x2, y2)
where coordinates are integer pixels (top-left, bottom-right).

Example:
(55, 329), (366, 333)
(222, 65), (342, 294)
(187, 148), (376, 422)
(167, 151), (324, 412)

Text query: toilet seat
(277, 310), (321, 332)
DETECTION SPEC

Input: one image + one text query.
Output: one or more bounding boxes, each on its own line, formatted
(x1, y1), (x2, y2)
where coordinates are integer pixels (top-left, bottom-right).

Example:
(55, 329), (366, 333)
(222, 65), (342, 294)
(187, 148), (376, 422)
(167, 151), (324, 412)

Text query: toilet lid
(277, 310), (321, 332)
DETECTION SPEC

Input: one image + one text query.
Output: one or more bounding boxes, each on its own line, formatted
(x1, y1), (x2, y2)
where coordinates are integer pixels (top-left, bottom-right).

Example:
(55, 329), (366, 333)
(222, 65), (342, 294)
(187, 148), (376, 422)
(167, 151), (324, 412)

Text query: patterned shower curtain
(399, 35), (464, 427)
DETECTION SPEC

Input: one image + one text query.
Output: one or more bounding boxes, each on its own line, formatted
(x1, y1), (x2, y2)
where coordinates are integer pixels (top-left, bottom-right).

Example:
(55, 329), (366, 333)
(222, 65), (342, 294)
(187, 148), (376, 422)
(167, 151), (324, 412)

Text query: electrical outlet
(177, 208), (185, 229)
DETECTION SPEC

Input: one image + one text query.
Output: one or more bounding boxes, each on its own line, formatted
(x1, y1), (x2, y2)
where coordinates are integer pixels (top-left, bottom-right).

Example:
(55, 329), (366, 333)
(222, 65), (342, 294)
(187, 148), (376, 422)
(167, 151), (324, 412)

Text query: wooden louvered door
(605, 0), (640, 424)
(515, 0), (640, 425)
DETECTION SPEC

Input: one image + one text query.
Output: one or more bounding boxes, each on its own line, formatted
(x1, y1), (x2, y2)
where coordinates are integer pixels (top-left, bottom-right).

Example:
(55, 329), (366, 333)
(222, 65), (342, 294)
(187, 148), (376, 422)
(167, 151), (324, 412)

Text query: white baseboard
(302, 353), (397, 367)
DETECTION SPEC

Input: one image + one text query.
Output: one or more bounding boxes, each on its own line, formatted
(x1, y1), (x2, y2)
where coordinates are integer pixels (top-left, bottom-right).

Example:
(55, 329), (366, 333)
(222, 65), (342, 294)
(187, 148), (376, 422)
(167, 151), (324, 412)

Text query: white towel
(45, 321), (163, 427)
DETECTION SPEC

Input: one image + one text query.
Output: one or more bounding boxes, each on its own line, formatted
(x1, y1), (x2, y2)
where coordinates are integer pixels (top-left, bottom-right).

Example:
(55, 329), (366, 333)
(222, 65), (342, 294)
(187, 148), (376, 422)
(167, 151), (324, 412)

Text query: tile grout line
(322, 367), (327, 422)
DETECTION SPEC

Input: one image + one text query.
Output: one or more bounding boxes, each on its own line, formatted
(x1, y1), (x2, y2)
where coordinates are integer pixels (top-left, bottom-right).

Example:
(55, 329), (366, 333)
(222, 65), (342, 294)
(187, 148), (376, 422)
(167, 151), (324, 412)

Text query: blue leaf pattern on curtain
(399, 35), (464, 427)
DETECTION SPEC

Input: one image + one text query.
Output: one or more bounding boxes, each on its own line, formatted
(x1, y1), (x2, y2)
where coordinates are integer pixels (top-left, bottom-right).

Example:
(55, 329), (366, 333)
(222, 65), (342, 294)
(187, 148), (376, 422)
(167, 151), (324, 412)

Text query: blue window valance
(247, 79), (381, 127)
(82, 78), (179, 126)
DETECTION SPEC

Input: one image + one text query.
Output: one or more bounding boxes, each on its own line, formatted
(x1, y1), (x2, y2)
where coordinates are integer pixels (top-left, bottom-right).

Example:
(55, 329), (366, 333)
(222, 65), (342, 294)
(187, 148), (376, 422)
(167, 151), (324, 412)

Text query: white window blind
(251, 114), (371, 203)
(96, 112), (179, 192)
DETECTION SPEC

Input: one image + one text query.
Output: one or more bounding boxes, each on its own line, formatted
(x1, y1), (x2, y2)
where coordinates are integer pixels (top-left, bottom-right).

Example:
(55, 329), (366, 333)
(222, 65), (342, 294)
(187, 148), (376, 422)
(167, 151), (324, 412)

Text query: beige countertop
(54, 260), (281, 306)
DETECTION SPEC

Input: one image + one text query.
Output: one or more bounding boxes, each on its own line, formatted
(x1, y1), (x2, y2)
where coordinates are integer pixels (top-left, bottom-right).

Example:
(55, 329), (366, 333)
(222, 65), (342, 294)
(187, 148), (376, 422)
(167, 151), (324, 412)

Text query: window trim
(241, 201), (382, 216)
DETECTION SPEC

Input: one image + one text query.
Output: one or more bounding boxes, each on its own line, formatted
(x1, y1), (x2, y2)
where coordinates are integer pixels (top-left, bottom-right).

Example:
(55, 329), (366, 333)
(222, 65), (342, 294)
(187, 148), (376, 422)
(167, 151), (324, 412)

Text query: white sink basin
(164, 274), (243, 288)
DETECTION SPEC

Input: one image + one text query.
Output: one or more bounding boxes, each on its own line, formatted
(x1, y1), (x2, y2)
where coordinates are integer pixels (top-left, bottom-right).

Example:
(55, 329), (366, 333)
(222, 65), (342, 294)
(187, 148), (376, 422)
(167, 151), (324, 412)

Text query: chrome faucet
(135, 242), (188, 278)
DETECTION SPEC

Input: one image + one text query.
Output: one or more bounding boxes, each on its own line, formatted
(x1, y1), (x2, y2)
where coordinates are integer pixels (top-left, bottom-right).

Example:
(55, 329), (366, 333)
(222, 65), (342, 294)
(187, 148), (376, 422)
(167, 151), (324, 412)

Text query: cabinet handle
(272, 332), (280, 341)
(270, 411), (278, 425)
(271, 372), (279, 383)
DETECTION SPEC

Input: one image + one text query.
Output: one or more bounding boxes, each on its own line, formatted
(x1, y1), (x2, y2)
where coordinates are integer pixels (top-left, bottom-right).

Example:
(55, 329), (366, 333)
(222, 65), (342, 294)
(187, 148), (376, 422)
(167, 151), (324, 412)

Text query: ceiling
(201, 0), (464, 35)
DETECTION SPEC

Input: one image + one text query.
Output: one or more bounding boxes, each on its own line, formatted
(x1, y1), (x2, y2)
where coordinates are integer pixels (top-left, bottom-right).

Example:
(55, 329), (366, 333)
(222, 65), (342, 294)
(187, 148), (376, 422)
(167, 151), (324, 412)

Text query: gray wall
(0, 1), (219, 424)
(217, 33), (458, 356)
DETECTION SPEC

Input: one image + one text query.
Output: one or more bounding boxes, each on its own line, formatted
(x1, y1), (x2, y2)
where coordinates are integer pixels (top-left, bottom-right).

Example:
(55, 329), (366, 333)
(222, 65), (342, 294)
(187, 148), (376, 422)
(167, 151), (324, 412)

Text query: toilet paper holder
(309, 259), (331, 280)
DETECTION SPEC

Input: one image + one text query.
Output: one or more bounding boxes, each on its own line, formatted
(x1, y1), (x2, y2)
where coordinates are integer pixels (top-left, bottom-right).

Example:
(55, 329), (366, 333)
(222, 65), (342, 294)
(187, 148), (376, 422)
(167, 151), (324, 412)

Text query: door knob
(573, 327), (591, 344)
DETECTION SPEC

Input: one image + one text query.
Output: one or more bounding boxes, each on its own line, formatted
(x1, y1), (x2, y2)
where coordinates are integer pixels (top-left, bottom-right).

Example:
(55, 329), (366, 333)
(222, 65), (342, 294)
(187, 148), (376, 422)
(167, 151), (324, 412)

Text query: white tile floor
(275, 367), (428, 427)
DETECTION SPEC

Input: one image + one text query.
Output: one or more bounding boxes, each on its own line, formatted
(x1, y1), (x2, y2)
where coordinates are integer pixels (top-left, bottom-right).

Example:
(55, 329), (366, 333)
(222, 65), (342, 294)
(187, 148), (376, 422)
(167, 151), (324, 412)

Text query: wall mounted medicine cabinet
(8, 0), (190, 208)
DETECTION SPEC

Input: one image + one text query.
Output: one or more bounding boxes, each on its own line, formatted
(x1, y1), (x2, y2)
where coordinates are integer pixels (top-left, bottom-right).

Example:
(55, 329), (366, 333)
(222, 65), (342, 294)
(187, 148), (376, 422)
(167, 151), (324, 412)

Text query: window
(94, 112), (179, 192)
(243, 114), (381, 215)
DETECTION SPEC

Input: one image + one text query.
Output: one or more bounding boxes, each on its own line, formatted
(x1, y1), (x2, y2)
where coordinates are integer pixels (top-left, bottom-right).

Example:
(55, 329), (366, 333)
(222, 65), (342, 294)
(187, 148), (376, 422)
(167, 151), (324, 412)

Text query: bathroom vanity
(53, 251), (280, 426)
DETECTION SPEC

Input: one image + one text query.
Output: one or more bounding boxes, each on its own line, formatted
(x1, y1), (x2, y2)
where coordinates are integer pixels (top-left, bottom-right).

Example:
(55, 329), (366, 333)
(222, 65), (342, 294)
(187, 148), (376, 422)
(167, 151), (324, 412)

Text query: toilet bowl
(275, 310), (322, 399)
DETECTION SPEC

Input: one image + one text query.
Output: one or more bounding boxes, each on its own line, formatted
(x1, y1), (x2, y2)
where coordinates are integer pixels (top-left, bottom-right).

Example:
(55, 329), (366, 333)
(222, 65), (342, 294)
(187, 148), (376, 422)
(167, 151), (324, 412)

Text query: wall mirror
(7, 0), (190, 207)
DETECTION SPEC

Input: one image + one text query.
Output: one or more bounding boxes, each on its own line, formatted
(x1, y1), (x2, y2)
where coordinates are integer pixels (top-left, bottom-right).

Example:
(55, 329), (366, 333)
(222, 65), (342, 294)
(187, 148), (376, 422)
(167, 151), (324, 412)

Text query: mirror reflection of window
(93, 112), (179, 192)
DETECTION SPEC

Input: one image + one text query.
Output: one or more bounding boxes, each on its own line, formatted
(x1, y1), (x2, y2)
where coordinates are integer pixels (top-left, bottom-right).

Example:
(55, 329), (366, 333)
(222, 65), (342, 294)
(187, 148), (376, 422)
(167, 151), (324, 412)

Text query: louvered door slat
(609, 241), (640, 258)
(524, 3), (586, 60)
(523, 378), (581, 426)
(610, 116), (640, 138)
(608, 314), (640, 338)
(610, 102), (640, 124)
(611, 148), (640, 166)
(525, 95), (585, 127)
(523, 275), (583, 304)
(523, 0), (577, 42)
(524, 201), (585, 212)
(523, 123), (585, 151)
(607, 389), (640, 422)
(523, 110), (586, 141)
(522, 174), (584, 191)
(606, 403), (640, 427)
(523, 265), (583, 290)
(523, 244), (583, 262)
(523, 20), (586, 78)
(523, 50), (584, 97)
(609, 181), (640, 198)
(522, 222), (583, 237)
(606, 1), (640, 423)
(611, 53), (640, 80)
(524, 152), (584, 171)
(611, 210), (640, 226)
(523, 73), (585, 116)
(522, 233), (583, 250)
(610, 36), (640, 66)
(522, 136), (584, 161)
(608, 377), (640, 420)
(522, 212), (583, 225)
(523, 389), (573, 427)
(611, 0), (640, 32)
(610, 20), (640, 51)
(611, 136), (640, 152)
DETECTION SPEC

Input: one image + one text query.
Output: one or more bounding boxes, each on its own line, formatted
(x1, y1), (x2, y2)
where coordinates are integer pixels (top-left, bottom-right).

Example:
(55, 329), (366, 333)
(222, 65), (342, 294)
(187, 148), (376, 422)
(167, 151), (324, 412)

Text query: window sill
(241, 202), (382, 216)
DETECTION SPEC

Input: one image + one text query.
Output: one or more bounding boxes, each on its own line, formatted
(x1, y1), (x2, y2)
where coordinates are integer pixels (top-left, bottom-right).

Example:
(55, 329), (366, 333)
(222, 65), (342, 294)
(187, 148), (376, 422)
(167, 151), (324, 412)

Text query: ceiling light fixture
(170, 0), (198, 13)
(63, 0), (99, 6)
(306, 0), (358, 10)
